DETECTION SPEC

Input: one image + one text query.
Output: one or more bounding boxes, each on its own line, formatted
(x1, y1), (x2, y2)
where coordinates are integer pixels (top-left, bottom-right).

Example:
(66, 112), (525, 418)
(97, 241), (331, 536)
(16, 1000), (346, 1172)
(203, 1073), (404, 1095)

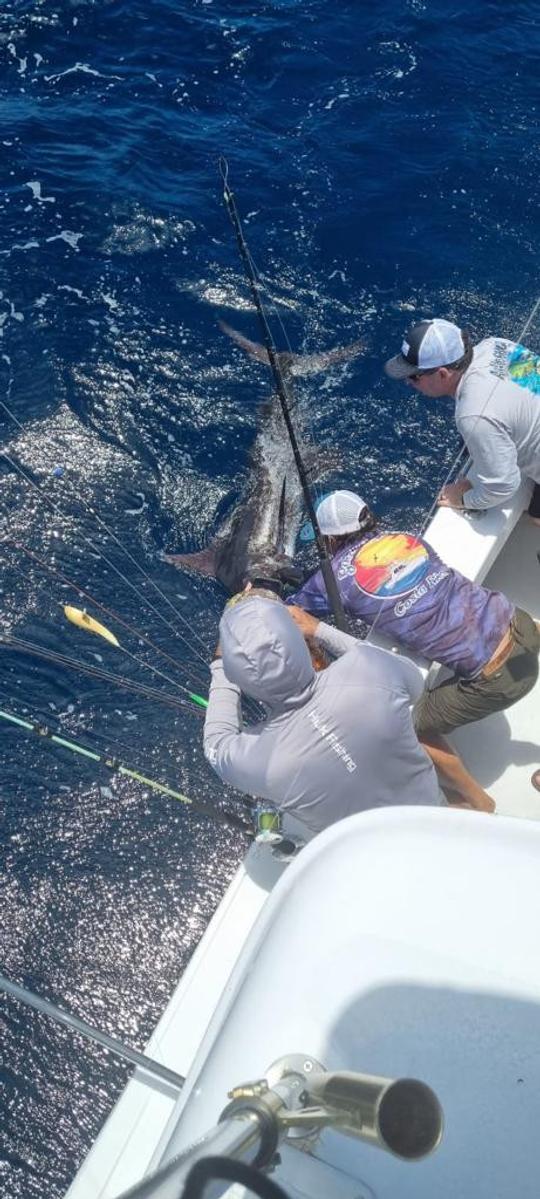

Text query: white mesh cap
(316, 490), (367, 536)
(384, 318), (467, 379)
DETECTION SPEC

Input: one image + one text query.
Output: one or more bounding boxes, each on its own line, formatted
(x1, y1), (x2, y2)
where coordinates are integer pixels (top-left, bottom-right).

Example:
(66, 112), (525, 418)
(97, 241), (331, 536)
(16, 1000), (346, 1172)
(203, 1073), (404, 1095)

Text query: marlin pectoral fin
(219, 321), (296, 375)
(219, 321), (271, 365)
(161, 548), (217, 577)
(220, 321), (364, 378)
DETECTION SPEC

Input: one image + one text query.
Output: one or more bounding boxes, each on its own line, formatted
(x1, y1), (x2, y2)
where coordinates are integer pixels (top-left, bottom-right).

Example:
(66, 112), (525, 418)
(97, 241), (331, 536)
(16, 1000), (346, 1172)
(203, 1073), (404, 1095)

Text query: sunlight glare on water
(0, 0), (538, 1194)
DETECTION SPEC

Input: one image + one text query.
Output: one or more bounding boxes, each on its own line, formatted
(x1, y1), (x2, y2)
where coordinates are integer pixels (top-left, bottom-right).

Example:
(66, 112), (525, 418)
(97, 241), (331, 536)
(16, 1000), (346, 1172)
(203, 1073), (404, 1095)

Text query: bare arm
(419, 733), (495, 812)
(287, 606), (425, 703)
(286, 607), (358, 657)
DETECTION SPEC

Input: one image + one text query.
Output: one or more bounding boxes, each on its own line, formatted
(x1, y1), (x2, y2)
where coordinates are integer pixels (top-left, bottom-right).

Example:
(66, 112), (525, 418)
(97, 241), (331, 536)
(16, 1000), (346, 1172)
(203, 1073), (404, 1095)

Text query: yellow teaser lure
(64, 606), (120, 648)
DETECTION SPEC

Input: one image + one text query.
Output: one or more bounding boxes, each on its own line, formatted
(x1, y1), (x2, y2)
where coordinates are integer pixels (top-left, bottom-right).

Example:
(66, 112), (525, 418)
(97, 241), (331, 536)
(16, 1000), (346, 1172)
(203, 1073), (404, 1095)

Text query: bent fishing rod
(219, 158), (349, 632)
(0, 703), (251, 833)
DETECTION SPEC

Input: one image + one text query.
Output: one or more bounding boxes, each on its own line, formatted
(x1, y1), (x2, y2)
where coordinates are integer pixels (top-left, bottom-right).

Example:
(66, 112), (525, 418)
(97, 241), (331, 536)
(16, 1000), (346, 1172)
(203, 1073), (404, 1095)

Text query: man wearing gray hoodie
(203, 591), (440, 840)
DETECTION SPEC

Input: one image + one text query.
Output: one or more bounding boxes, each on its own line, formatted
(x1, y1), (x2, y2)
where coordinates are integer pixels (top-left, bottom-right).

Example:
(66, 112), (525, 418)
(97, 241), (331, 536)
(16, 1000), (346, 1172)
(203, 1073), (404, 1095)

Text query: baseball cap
(315, 490), (367, 536)
(384, 318), (467, 379)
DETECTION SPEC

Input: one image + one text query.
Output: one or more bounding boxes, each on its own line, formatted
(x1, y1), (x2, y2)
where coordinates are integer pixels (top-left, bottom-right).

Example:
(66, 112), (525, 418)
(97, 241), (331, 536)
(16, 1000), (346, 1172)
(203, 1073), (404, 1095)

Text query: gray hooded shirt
(203, 598), (439, 838)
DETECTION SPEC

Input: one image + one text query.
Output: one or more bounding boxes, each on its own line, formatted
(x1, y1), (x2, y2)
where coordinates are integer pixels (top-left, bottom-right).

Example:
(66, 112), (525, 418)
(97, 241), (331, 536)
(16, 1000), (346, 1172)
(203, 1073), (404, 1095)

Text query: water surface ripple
(0, 2), (537, 1194)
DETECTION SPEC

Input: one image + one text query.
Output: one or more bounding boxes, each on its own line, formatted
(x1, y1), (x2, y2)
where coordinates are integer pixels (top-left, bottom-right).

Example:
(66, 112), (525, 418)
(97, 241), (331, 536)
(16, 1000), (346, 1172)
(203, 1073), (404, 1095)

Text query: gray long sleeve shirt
(456, 337), (540, 509)
(203, 598), (439, 839)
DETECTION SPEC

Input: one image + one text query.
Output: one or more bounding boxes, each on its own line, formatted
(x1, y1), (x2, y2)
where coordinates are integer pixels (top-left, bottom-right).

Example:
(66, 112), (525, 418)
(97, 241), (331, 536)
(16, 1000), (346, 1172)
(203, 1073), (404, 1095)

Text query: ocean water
(0, 1), (537, 1195)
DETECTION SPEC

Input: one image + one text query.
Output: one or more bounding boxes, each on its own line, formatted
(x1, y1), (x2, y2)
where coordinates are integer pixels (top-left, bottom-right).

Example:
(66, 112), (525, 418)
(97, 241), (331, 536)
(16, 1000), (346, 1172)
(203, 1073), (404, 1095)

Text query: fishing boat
(61, 478), (540, 1199)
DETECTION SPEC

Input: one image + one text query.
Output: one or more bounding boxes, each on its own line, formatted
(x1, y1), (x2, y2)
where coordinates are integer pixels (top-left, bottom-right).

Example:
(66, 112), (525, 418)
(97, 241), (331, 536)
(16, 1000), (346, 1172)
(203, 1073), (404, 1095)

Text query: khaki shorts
(414, 608), (540, 738)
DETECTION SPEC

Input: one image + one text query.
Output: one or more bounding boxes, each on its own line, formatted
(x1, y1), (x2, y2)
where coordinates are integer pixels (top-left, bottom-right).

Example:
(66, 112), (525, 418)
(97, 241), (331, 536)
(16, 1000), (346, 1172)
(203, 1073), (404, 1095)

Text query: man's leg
(413, 674), (499, 813)
(419, 732), (495, 813)
(527, 481), (540, 527)
(415, 614), (540, 810)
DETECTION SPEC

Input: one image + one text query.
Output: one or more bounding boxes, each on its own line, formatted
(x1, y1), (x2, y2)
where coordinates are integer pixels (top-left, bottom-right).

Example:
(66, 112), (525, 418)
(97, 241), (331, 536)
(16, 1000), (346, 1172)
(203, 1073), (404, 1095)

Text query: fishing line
(0, 445), (212, 671)
(0, 700), (251, 832)
(218, 194), (327, 510)
(2, 538), (208, 707)
(0, 682), (251, 817)
(220, 157), (349, 631)
(0, 633), (202, 715)
(5, 537), (212, 691)
(0, 387), (213, 663)
(241, 251), (337, 510)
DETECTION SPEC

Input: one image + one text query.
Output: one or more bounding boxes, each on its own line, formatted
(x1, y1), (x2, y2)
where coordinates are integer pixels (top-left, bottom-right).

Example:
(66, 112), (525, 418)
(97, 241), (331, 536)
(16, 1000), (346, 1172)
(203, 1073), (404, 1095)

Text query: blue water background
(0, 2), (538, 1195)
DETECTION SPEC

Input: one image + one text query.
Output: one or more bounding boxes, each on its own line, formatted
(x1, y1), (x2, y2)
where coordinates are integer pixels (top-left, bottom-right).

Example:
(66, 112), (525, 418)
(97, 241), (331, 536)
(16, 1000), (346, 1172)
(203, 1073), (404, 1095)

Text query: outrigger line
(0, 632), (203, 714)
(0, 442), (211, 672)
(2, 539), (209, 710)
(0, 705), (251, 832)
(6, 539), (213, 700)
(63, 604), (208, 709)
(219, 158), (349, 632)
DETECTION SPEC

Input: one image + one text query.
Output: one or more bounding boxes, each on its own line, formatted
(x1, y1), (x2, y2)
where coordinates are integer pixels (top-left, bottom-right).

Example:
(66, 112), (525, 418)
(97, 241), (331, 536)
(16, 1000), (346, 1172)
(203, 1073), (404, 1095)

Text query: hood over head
(219, 597), (315, 709)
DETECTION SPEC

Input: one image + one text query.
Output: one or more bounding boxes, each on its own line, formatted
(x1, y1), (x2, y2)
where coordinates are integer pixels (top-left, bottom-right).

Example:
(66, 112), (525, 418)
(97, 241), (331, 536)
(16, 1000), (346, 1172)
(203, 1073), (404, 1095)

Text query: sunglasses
(409, 366), (440, 382)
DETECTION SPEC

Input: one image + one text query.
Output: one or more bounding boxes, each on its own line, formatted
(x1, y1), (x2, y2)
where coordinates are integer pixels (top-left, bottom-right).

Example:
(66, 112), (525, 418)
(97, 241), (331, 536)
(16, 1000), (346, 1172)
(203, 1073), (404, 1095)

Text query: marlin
(162, 323), (364, 595)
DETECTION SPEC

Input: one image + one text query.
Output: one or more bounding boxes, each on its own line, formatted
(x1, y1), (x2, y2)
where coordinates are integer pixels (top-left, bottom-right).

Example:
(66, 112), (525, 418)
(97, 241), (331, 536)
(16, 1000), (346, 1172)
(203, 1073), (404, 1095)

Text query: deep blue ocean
(0, 2), (538, 1195)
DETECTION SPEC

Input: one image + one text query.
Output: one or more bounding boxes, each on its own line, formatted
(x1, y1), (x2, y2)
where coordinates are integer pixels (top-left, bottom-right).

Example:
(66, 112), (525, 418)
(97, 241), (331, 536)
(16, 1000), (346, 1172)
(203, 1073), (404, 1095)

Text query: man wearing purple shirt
(289, 490), (540, 806)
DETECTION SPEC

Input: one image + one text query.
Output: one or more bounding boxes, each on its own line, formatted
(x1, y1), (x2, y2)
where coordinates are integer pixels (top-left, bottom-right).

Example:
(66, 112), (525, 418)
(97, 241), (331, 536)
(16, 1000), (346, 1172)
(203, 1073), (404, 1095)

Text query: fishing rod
(0, 704), (251, 833)
(219, 158), (349, 632)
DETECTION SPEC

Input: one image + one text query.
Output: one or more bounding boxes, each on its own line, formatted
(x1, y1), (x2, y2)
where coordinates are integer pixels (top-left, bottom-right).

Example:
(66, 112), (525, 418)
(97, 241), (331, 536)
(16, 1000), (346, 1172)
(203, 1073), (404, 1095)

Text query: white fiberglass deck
(452, 512), (540, 818)
(159, 807), (540, 1199)
(66, 485), (540, 1198)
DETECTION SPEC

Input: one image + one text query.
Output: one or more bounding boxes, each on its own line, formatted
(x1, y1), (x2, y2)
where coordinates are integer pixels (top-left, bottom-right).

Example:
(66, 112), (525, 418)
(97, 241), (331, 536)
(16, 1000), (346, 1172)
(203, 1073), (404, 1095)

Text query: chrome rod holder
(115, 1053), (443, 1199)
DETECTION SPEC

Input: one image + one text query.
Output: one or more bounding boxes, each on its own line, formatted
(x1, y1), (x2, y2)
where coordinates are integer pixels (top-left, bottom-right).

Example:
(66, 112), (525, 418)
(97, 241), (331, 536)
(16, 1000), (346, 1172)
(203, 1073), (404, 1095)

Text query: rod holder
(304, 1068), (443, 1159)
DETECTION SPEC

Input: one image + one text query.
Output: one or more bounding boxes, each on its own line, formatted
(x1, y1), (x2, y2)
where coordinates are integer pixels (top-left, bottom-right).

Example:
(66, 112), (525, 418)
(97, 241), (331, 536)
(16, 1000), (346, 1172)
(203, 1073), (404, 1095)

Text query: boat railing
(0, 971), (184, 1093)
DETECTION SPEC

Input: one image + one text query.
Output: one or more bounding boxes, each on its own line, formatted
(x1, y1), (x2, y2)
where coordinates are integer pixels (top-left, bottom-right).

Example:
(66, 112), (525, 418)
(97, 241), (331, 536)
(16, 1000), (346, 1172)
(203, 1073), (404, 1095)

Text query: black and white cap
(384, 319), (467, 379)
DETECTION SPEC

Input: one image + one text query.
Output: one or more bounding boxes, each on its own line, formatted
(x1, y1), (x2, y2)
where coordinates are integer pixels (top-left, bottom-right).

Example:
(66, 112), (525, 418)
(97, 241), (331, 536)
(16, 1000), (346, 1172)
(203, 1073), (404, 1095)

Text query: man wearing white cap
(288, 489), (540, 811)
(384, 318), (540, 520)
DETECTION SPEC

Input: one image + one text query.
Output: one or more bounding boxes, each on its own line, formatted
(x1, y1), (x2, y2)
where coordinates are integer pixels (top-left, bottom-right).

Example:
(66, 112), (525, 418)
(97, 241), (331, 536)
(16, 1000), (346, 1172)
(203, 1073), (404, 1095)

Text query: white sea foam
(44, 62), (121, 83)
(102, 293), (120, 311)
(0, 299), (24, 337)
(25, 180), (56, 203)
(377, 41), (417, 80)
(324, 91), (350, 111)
(0, 239), (39, 255)
(45, 231), (83, 249)
(58, 285), (87, 299)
